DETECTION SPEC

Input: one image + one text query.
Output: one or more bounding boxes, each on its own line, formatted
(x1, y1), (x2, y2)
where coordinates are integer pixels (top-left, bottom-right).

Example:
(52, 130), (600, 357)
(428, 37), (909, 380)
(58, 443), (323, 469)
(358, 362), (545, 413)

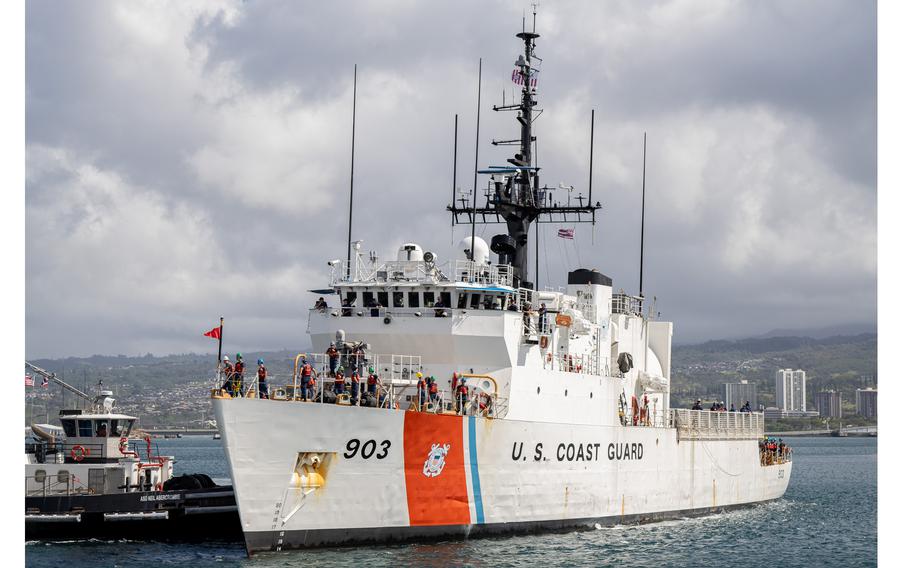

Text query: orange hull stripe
(403, 412), (470, 526)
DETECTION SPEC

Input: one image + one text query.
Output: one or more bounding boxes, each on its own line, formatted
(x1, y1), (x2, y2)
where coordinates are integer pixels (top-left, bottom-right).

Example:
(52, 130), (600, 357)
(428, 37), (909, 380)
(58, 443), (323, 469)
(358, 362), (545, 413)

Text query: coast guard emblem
(422, 443), (451, 477)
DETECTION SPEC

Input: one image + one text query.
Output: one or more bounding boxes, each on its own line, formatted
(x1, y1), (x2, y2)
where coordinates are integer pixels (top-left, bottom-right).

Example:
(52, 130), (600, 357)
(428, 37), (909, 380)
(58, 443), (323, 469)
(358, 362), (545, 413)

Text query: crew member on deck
(428, 376), (439, 407)
(416, 372), (426, 409)
(257, 359), (268, 399)
(300, 356), (315, 400)
(434, 298), (446, 317)
(314, 297), (328, 312)
(538, 303), (548, 334)
(367, 367), (380, 397)
(350, 370), (361, 404)
(326, 343), (340, 375)
(221, 356), (235, 396)
(456, 377), (469, 415)
(234, 353), (246, 397)
(334, 370), (345, 395)
(692, 399), (703, 410)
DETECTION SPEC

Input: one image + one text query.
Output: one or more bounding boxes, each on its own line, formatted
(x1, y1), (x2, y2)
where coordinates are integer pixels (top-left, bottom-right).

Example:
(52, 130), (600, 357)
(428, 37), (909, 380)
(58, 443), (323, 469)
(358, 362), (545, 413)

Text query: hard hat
(257, 358), (264, 365)
(416, 372), (423, 379)
(223, 355), (229, 361)
(236, 353), (243, 359)
(369, 367), (374, 373)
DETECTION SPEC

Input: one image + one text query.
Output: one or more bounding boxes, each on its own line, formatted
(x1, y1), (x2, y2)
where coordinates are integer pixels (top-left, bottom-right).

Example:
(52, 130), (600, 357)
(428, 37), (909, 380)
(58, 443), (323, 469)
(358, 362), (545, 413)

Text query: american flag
(41, 375), (49, 388)
(25, 374), (34, 387)
(557, 228), (575, 240)
(511, 67), (538, 89)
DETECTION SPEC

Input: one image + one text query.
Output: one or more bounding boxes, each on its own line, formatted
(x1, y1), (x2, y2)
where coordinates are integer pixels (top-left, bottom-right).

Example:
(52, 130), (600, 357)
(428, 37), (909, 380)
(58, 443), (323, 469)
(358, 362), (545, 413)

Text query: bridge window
(363, 291), (375, 306)
(440, 293), (452, 308)
(61, 419), (76, 438)
(423, 292), (435, 307)
(78, 419), (93, 437)
(110, 419), (122, 437)
(94, 420), (109, 437)
(457, 292), (468, 309)
(392, 292), (404, 307)
(469, 294), (480, 309)
(377, 292), (389, 307)
(408, 291), (419, 308)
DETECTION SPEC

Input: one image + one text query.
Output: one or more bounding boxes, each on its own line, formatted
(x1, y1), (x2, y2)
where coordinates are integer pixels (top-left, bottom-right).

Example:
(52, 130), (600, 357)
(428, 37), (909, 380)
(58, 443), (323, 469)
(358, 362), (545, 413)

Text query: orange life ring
(546, 352), (553, 363)
(631, 396), (640, 426)
(71, 445), (90, 462)
(540, 335), (549, 349)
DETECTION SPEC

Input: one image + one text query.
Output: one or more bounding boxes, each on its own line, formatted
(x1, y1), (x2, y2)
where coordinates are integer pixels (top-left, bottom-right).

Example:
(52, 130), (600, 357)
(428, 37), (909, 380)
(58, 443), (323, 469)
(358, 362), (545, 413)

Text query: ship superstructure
(212, 21), (791, 555)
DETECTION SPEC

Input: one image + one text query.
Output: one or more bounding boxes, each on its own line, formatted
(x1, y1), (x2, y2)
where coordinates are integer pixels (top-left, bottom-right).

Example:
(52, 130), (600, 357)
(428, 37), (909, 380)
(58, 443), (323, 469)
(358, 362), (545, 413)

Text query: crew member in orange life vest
(333, 370), (345, 395)
(326, 343), (340, 375)
(257, 358), (268, 399)
(350, 370), (361, 404)
(428, 376), (439, 405)
(300, 356), (315, 400)
(233, 353), (246, 397)
(220, 356), (235, 395)
(367, 367), (380, 395)
(415, 372), (426, 408)
(456, 377), (469, 415)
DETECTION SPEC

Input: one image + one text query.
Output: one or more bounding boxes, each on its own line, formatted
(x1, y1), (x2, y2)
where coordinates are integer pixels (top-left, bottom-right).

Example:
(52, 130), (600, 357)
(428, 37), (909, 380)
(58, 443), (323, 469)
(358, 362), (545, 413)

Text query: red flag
(203, 326), (222, 340)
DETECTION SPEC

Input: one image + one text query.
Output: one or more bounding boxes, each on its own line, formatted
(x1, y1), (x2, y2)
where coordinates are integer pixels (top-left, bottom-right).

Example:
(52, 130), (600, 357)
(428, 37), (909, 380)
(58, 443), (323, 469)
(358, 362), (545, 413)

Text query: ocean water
(25, 436), (877, 568)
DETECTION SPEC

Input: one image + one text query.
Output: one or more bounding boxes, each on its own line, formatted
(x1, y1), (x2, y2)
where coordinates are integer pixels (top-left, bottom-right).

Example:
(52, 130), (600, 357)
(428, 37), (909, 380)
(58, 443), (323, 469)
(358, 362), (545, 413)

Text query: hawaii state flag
(203, 326), (222, 340)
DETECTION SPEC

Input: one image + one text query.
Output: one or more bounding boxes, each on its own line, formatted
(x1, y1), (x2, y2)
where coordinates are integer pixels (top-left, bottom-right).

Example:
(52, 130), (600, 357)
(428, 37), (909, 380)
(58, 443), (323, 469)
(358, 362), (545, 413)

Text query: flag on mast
(25, 374), (34, 387)
(511, 67), (538, 89)
(203, 326), (222, 340)
(557, 228), (575, 240)
(41, 376), (48, 388)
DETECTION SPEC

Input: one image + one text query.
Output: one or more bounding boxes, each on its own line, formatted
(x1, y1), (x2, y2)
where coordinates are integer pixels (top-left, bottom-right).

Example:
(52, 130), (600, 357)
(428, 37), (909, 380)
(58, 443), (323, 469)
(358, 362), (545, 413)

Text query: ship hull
(214, 398), (790, 554)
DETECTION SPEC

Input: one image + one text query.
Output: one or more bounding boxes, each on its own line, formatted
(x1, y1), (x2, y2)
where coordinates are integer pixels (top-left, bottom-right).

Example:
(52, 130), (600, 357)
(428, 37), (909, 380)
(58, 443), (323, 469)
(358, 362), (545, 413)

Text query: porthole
(589, 392), (593, 399)
(58, 470), (69, 484)
(564, 389), (568, 397)
(34, 470), (46, 483)
(537, 386), (540, 394)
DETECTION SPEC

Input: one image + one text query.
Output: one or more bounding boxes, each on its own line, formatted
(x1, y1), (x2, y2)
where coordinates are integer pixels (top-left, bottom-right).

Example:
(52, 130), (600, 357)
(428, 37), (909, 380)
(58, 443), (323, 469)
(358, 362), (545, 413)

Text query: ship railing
(330, 258), (514, 288)
(672, 409), (765, 440)
(25, 471), (91, 497)
(611, 293), (643, 316)
(542, 350), (602, 376)
(619, 407), (675, 428)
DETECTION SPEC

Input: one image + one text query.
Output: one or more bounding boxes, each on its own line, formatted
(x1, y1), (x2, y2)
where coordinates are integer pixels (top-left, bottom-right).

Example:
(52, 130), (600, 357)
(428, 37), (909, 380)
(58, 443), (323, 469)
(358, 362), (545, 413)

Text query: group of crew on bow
(691, 399), (753, 413)
(759, 437), (791, 465)
(220, 352), (269, 399)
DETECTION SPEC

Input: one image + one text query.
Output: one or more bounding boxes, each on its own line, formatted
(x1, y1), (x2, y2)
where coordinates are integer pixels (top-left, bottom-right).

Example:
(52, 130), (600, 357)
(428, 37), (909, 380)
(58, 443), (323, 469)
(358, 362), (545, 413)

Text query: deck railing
(673, 409), (764, 440)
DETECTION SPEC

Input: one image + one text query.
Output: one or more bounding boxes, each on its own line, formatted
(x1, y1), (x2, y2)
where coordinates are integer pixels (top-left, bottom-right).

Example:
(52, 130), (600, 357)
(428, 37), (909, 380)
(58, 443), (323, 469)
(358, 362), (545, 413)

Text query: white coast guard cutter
(212, 20), (791, 555)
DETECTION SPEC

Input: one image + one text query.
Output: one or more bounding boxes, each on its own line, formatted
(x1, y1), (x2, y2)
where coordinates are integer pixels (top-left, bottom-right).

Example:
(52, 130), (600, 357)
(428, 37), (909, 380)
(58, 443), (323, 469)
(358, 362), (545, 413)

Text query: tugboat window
(78, 419), (93, 437)
(423, 292), (435, 307)
(457, 293), (468, 309)
(408, 291), (420, 308)
(392, 292), (404, 307)
(61, 420), (76, 438)
(441, 293), (452, 308)
(377, 292), (389, 307)
(58, 470), (69, 484)
(110, 419), (121, 437)
(469, 294), (481, 309)
(34, 469), (46, 483)
(363, 291), (375, 306)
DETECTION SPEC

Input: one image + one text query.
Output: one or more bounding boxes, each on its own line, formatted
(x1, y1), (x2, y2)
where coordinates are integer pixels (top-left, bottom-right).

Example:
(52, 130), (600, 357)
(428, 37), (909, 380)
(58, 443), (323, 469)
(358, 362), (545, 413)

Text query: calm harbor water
(25, 436), (877, 568)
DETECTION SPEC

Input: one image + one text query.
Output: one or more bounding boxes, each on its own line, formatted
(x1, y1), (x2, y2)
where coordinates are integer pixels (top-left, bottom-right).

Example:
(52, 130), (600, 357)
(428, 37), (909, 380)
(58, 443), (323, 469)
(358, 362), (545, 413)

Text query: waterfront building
(775, 368), (807, 412)
(724, 380), (757, 411)
(815, 390), (842, 418)
(855, 388), (877, 418)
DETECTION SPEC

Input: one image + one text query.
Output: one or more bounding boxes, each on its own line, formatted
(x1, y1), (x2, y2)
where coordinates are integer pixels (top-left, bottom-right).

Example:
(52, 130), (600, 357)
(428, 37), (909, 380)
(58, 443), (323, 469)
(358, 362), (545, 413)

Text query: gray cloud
(25, 0), (876, 357)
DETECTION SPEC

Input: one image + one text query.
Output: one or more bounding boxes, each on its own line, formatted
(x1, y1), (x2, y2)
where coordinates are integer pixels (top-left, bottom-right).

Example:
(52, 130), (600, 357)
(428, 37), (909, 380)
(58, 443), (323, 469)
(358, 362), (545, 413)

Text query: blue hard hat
(258, 358), (264, 365)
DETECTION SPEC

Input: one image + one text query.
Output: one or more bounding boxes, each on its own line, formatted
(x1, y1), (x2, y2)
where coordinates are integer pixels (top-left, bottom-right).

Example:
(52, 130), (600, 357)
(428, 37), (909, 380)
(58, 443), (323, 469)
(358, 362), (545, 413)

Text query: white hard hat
(223, 355), (230, 361)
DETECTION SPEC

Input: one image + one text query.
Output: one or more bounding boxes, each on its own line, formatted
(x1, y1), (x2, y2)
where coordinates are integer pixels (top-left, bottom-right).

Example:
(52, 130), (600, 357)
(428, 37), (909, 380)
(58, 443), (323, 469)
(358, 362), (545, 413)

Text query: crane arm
(25, 361), (93, 403)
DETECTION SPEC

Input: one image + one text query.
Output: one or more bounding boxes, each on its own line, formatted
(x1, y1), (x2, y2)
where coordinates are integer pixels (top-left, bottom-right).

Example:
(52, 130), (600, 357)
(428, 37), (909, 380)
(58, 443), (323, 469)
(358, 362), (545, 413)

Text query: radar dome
(459, 236), (490, 264)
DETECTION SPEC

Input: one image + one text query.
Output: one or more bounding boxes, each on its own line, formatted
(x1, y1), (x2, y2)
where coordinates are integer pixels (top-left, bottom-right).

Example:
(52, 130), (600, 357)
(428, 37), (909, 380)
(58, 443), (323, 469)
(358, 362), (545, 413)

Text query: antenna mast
(639, 132), (647, 298)
(345, 64), (357, 279)
(447, 11), (601, 286)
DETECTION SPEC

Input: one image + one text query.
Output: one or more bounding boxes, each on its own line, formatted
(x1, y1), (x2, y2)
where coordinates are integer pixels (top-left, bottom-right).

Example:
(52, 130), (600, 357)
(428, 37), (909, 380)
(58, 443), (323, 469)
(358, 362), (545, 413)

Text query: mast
(447, 16), (601, 287)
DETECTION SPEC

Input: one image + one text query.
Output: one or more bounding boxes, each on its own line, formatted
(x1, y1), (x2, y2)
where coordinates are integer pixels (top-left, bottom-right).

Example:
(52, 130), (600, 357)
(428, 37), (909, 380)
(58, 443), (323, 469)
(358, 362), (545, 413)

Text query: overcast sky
(24, 0), (877, 358)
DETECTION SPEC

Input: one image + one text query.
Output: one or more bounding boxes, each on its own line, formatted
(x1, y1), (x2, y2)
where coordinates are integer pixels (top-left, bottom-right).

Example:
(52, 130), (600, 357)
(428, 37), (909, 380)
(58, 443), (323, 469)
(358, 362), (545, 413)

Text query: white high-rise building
(775, 369), (807, 412)
(855, 388), (877, 418)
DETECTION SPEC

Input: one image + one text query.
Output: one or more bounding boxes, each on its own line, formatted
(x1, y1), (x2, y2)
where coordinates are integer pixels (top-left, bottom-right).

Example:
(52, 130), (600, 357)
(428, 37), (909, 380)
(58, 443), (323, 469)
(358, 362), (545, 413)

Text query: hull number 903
(344, 438), (391, 460)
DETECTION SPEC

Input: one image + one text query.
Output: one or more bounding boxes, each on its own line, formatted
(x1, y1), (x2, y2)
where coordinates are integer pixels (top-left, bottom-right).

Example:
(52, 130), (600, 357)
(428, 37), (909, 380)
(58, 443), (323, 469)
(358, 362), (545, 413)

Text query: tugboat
(25, 362), (240, 541)
(212, 14), (792, 555)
